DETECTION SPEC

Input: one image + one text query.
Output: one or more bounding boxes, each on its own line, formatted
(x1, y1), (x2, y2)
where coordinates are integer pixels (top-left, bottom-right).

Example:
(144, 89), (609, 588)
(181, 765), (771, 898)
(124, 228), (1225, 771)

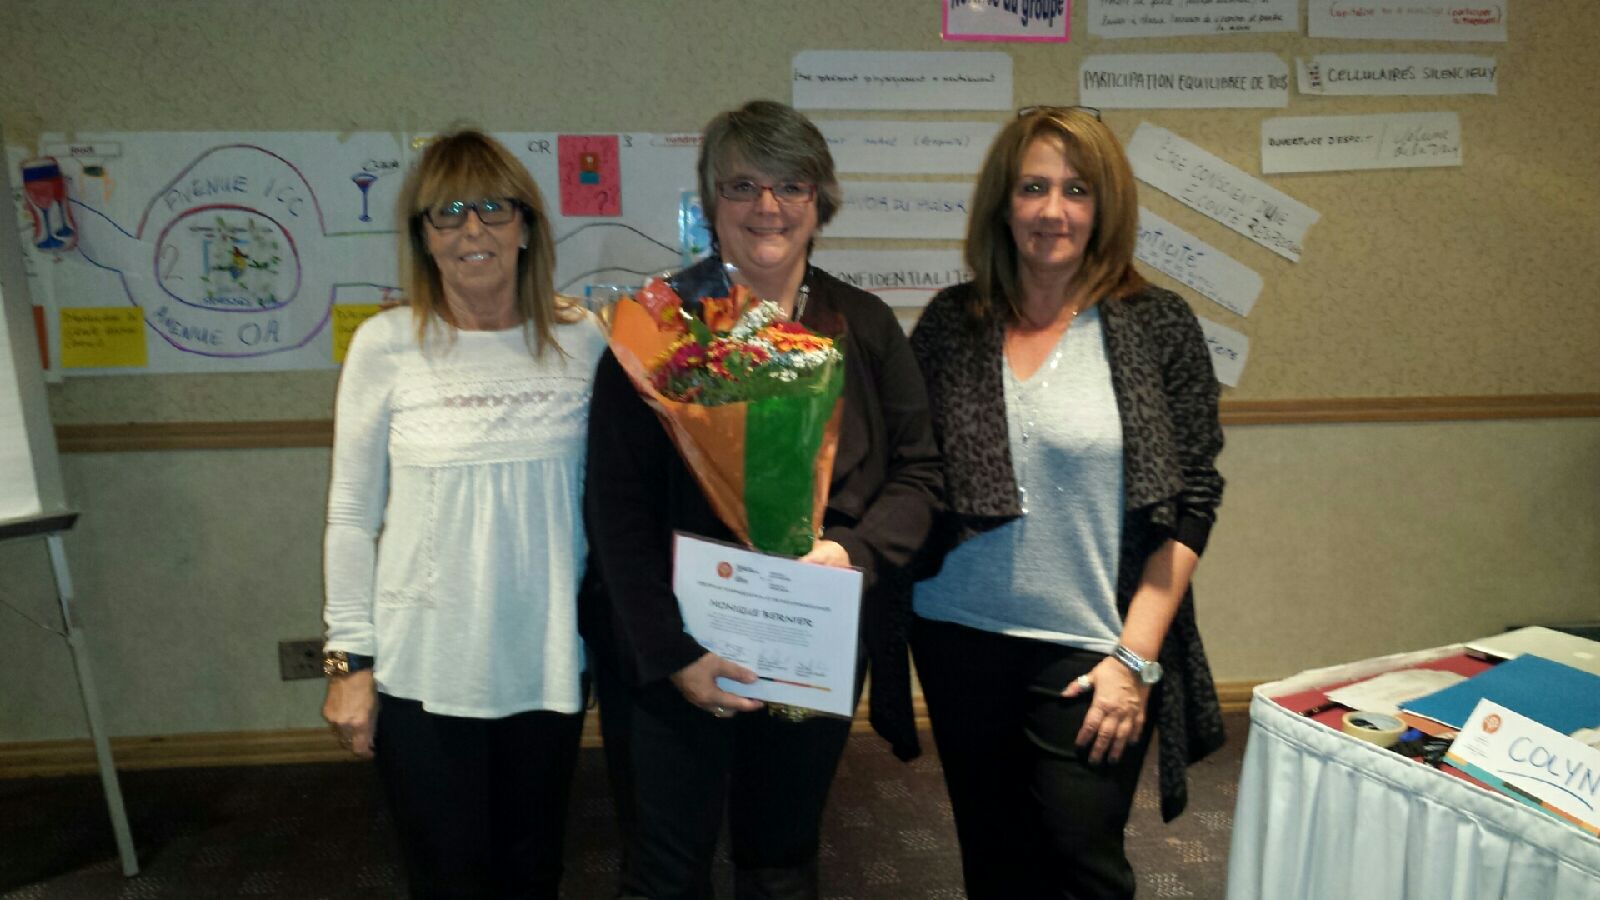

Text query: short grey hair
(697, 100), (841, 238)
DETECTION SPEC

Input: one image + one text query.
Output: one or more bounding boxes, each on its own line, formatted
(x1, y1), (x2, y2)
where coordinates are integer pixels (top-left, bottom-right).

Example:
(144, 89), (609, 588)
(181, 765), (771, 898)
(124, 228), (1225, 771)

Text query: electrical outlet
(278, 639), (324, 681)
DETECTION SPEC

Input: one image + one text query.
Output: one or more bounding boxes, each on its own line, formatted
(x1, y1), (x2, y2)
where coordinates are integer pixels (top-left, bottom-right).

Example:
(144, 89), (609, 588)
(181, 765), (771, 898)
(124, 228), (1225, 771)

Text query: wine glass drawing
(351, 171), (378, 222)
(21, 157), (77, 251)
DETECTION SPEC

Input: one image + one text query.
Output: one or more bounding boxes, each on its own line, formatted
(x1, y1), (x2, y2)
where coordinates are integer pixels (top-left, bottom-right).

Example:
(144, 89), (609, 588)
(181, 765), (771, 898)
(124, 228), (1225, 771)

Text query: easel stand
(2, 513), (139, 876)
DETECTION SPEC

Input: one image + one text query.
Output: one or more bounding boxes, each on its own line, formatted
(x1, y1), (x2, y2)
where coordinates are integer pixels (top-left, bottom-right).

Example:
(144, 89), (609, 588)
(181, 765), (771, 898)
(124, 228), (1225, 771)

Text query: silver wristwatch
(1112, 644), (1163, 685)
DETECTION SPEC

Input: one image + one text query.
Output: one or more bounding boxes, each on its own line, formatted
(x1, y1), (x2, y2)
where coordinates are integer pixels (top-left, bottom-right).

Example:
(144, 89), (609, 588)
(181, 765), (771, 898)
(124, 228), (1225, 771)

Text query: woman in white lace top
(320, 130), (606, 899)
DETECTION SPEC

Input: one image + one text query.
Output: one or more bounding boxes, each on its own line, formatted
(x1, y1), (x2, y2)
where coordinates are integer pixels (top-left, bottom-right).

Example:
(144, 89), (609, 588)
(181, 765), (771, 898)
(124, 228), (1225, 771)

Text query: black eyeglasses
(716, 180), (818, 206)
(1017, 105), (1102, 121)
(420, 197), (525, 230)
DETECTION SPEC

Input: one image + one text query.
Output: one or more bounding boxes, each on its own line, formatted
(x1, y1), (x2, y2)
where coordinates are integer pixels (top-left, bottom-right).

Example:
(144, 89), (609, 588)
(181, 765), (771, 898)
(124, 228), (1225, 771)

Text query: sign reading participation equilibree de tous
(1261, 112), (1462, 174)
(1081, 53), (1290, 108)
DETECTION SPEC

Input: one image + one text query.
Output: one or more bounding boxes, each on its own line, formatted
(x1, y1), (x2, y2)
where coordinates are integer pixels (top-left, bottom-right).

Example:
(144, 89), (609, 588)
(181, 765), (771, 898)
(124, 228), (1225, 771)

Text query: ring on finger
(712, 705), (729, 717)
(1075, 674), (1092, 690)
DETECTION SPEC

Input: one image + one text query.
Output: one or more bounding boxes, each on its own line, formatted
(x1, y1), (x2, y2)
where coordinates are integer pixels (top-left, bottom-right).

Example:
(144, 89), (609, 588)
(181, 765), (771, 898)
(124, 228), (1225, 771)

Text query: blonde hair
(964, 108), (1146, 324)
(396, 128), (577, 355)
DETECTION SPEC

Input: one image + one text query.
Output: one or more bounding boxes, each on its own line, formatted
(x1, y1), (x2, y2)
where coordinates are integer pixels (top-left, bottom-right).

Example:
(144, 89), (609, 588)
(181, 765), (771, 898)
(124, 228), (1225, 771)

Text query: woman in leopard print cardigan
(908, 107), (1226, 900)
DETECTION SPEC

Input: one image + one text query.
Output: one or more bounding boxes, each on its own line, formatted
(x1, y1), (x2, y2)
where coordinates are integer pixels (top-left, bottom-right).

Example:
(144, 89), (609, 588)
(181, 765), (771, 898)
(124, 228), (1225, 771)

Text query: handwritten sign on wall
(1198, 316), (1249, 387)
(810, 249), (970, 309)
(1088, 0), (1297, 37)
(1136, 208), (1262, 317)
(1307, 1), (1508, 42)
(1297, 54), (1498, 96)
(1081, 53), (1289, 109)
(943, 0), (1070, 43)
(816, 120), (998, 174)
(1127, 123), (1320, 262)
(829, 181), (973, 239)
(1261, 113), (1462, 174)
(792, 51), (1012, 111)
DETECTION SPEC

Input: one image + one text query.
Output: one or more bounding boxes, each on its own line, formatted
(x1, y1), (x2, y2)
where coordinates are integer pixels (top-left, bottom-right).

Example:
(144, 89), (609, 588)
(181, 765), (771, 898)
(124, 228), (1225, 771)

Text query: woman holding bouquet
(908, 106), (1226, 899)
(321, 130), (606, 898)
(584, 99), (942, 899)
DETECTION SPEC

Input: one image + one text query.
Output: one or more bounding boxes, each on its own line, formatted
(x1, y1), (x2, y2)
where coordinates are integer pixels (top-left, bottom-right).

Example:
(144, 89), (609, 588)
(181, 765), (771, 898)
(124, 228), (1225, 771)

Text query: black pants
(912, 617), (1156, 900)
(372, 693), (585, 900)
(617, 683), (853, 900)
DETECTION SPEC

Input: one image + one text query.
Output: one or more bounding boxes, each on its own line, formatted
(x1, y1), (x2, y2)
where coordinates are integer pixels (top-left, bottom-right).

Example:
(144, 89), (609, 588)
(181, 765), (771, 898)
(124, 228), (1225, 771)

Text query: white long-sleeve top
(322, 307), (607, 717)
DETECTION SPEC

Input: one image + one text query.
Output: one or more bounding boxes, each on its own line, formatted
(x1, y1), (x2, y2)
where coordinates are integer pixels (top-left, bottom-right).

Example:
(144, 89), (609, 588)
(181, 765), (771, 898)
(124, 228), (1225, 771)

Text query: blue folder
(1400, 653), (1600, 733)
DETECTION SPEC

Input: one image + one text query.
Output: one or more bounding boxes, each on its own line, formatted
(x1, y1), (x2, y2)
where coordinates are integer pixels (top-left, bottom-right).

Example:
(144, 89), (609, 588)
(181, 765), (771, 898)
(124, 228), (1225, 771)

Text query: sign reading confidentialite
(1081, 53), (1289, 108)
(1135, 208), (1262, 317)
(1126, 123), (1320, 262)
(1261, 113), (1462, 174)
(673, 533), (863, 717)
(792, 51), (1013, 111)
(810, 249), (970, 310)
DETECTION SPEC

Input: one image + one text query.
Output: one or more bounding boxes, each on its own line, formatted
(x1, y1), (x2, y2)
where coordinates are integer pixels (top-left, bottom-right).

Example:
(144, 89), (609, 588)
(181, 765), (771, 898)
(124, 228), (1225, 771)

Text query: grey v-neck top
(913, 306), (1125, 649)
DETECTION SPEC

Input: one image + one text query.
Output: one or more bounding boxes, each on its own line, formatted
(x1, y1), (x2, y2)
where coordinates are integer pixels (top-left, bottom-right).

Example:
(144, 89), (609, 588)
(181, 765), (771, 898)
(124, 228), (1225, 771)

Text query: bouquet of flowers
(607, 274), (845, 557)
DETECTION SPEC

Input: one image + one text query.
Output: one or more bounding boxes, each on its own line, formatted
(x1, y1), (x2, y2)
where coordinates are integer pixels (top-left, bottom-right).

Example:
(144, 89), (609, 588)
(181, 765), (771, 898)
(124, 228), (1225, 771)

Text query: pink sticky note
(558, 135), (621, 217)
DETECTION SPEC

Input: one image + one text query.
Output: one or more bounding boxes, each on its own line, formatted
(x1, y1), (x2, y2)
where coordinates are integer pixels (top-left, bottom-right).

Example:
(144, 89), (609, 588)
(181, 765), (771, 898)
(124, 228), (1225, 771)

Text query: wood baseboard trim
(1, 683), (1257, 778)
(54, 394), (1600, 453)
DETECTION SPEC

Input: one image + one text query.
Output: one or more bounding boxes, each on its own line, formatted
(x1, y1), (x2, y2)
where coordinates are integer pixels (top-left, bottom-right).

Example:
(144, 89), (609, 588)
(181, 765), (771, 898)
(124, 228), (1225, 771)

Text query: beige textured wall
(2, 2), (1597, 741)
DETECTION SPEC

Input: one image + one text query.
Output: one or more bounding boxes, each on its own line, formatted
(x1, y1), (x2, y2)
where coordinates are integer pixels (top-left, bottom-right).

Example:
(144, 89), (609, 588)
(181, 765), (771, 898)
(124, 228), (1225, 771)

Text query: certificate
(672, 532), (864, 717)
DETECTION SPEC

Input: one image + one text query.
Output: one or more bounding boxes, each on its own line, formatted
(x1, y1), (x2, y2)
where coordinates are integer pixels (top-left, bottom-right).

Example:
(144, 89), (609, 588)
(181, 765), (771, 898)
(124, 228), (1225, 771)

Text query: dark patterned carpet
(1, 713), (1245, 899)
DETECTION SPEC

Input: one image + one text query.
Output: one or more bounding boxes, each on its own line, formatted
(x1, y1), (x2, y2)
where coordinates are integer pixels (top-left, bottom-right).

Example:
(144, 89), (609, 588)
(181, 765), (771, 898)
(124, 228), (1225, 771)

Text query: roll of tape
(1342, 710), (1406, 748)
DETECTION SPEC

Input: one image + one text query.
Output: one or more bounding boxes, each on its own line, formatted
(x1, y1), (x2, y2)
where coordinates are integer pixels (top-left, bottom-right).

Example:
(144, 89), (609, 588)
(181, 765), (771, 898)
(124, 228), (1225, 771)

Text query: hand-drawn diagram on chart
(20, 133), (402, 373)
(11, 131), (705, 374)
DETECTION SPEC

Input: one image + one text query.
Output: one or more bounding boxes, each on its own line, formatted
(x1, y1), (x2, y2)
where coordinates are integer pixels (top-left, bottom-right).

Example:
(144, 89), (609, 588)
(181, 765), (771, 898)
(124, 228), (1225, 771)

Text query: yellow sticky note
(59, 307), (148, 369)
(332, 305), (383, 363)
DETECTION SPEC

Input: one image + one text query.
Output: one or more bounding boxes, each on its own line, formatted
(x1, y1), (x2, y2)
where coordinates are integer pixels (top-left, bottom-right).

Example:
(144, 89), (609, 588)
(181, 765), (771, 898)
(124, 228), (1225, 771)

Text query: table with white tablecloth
(1225, 646), (1600, 900)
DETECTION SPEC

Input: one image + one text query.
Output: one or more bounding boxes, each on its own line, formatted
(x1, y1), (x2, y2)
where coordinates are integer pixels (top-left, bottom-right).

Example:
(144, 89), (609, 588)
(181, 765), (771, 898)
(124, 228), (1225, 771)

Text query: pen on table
(1300, 701), (1341, 717)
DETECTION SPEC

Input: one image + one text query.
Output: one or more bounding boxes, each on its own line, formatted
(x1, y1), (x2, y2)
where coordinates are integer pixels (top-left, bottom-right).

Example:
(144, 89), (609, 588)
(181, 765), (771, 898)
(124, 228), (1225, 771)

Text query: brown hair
(697, 100), (841, 248)
(963, 107), (1146, 324)
(396, 128), (576, 355)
